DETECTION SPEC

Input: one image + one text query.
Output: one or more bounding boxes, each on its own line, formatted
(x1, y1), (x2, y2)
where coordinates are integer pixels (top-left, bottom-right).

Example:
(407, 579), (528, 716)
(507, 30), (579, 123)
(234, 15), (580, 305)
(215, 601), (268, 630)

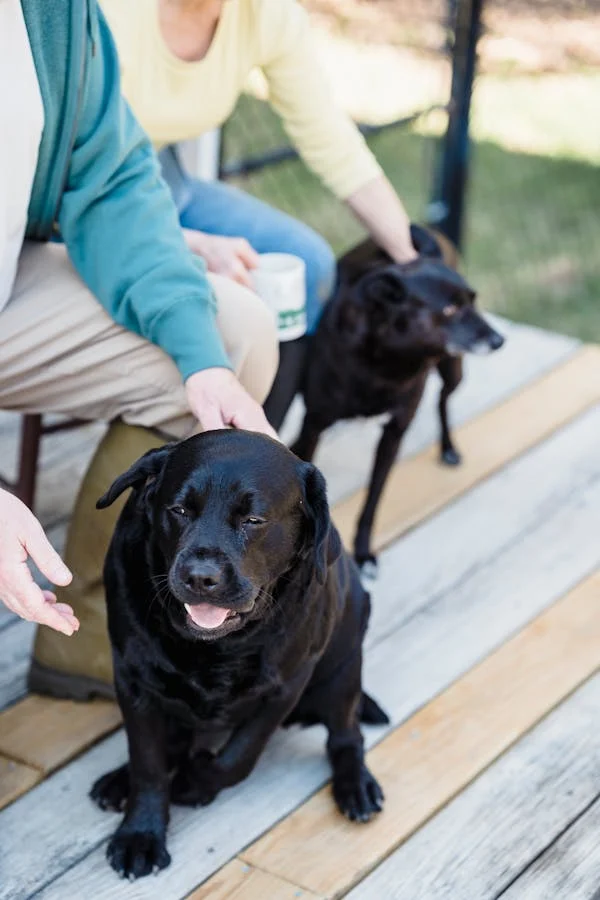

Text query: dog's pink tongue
(184, 603), (229, 629)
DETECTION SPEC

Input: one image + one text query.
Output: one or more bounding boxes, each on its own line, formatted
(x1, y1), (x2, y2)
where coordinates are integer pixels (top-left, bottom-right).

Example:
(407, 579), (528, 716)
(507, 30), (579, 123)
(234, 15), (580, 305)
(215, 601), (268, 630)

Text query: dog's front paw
(354, 551), (378, 580)
(333, 763), (384, 823)
(91, 764), (129, 812)
(107, 828), (171, 879)
(440, 446), (462, 466)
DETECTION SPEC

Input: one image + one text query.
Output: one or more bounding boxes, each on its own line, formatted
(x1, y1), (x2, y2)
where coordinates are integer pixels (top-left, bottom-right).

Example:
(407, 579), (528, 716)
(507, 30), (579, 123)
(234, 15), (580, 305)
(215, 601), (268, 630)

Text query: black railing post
(429, 0), (484, 250)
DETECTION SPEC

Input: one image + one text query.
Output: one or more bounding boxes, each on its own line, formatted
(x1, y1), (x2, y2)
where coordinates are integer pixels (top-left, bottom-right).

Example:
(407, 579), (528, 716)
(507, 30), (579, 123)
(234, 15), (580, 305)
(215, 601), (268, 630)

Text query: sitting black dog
(90, 430), (388, 880)
(292, 225), (505, 573)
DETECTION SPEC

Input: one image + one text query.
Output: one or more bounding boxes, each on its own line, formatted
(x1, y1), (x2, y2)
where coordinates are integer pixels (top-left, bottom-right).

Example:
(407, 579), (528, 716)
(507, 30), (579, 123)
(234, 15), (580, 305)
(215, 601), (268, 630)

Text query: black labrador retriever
(90, 430), (388, 880)
(292, 225), (505, 573)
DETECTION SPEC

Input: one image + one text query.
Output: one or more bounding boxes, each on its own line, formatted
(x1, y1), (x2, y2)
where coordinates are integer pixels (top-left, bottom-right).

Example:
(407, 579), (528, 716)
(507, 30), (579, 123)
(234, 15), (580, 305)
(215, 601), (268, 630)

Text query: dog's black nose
(183, 559), (223, 593)
(488, 331), (504, 351)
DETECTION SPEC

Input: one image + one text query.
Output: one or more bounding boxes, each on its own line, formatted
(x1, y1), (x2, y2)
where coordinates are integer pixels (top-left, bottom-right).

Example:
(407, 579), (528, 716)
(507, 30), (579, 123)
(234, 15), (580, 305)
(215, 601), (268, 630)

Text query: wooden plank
(17, 417), (600, 900)
(0, 754), (40, 810)
(365, 402), (600, 646)
(0, 695), (121, 774)
(332, 345), (600, 551)
(240, 572), (600, 897)
(187, 859), (322, 900)
(0, 730), (128, 900)
(281, 317), (577, 506)
(0, 620), (34, 711)
(502, 795), (600, 900)
(347, 672), (600, 900)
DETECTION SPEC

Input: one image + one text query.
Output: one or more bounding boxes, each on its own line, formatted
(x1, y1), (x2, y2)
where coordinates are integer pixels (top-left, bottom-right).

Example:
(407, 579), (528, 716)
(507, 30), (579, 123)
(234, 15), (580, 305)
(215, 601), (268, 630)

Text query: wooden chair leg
(16, 414), (43, 511)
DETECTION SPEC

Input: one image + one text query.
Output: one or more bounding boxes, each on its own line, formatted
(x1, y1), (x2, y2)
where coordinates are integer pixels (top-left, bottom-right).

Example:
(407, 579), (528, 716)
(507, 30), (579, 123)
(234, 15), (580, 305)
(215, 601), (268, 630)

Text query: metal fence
(219, 0), (459, 249)
(219, 0), (599, 342)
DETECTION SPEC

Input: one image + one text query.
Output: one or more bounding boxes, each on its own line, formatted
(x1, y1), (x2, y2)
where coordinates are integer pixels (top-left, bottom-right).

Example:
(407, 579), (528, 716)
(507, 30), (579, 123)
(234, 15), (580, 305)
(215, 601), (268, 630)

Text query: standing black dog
(292, 225), (505, 573)
(90, 430), (388, 880)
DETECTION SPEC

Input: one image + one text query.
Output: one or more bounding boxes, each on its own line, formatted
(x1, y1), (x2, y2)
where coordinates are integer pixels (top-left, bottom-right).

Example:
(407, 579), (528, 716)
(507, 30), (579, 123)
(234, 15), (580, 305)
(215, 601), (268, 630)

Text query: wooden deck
(0, 316), (599, 899)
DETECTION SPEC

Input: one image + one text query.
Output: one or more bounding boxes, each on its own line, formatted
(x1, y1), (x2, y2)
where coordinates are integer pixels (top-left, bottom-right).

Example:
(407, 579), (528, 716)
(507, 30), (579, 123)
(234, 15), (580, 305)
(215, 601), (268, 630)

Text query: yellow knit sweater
(102, 0), (382, 199)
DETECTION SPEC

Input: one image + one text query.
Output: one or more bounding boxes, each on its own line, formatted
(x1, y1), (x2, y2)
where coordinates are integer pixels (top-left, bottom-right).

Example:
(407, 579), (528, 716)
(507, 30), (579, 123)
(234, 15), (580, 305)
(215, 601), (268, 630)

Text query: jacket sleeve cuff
(151, 295), (233, 382)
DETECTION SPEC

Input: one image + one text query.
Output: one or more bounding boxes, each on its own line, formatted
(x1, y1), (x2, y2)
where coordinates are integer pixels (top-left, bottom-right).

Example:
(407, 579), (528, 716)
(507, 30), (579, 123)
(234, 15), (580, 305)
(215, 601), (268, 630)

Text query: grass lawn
(223, 67), (600, 343)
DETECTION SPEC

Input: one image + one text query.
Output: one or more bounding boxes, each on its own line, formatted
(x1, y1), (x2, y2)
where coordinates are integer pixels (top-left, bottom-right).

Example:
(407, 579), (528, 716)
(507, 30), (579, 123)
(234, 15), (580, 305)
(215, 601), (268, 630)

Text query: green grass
(223, 74), (600, 343)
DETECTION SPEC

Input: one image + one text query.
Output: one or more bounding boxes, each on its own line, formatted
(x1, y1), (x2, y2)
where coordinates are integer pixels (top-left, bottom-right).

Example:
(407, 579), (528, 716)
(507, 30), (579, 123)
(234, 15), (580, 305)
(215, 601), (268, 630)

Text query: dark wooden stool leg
(16, 414), (43, 510)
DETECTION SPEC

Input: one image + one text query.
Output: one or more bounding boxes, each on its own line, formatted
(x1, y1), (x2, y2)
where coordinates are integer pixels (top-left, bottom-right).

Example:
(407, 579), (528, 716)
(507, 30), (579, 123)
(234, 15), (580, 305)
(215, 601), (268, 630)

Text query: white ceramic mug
(251, 253), (307, 342)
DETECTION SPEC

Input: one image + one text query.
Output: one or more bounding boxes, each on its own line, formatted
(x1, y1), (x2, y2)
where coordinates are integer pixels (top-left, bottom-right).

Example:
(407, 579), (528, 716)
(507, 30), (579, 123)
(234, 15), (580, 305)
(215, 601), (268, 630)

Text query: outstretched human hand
(0, 488), (78, 635)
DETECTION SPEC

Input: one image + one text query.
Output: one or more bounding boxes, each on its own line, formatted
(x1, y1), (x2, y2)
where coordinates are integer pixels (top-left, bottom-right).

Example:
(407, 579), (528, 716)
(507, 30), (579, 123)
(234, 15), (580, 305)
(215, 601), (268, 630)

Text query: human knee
(117, 348), (196, 439)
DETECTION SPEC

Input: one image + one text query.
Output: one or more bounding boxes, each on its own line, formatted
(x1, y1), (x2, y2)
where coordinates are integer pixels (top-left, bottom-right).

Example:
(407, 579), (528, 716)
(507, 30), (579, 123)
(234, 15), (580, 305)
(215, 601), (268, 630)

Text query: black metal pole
(429, 0), (484, 250)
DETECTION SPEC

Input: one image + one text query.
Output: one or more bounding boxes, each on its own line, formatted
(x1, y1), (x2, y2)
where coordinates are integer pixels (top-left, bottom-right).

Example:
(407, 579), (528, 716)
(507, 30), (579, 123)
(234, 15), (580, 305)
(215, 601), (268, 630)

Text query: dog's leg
(104, 687), (171, 880)
(91, 717), (191, 814)
(354, 414), (411, 575)
(319, 656), (384, 822)
(291, 413), (326, 462)
(437, 355), (463, 466)
(171, 670), (313, 807)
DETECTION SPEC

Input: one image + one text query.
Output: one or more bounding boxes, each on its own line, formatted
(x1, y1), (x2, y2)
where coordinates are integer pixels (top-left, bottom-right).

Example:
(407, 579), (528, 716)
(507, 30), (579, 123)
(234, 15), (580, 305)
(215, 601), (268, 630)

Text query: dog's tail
(360, 691), (390, 725)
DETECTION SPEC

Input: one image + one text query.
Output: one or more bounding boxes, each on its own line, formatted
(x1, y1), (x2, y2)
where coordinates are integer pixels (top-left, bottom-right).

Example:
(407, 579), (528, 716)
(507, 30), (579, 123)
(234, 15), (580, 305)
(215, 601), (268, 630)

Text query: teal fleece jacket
(21, 0), (230, 380)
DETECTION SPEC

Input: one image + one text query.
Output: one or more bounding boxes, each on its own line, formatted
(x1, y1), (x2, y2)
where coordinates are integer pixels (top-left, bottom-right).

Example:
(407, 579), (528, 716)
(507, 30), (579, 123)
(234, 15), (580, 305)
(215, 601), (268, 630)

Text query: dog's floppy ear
(96, 443), (176, 509)
(363, 266), (409, 320)
(299, 462), (342, 585)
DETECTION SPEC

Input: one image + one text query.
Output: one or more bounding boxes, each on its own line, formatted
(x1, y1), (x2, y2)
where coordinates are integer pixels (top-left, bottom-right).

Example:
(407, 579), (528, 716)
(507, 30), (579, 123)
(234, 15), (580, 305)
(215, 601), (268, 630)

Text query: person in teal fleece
(0, 0), (279, 699)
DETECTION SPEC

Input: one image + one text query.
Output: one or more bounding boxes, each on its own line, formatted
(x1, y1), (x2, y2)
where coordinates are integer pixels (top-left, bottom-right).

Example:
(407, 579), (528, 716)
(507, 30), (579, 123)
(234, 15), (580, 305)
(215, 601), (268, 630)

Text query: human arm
(258, 0), (416, 262)
(0, 489), (78, 635)
(58, 7), (272, 434)
(346, 175), (418, 264)
(58, 7), (225, 380)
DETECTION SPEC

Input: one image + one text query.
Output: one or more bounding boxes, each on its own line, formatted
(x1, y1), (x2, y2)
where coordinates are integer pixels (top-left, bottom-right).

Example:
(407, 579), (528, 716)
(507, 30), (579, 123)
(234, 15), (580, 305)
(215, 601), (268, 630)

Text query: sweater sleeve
(256, 0), (383, 200)
(57, 6), (231, 381)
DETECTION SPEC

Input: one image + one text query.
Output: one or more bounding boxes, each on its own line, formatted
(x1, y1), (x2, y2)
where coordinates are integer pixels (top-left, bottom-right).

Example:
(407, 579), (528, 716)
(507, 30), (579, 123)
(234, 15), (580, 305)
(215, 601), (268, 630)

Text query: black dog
(90, 430), (388, 880)
(292, 225), (505, 573)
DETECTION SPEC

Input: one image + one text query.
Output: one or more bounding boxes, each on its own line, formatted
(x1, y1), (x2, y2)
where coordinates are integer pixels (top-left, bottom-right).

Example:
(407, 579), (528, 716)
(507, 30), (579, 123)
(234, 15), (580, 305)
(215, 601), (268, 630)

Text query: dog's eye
(442, 304), (458, 317)
(243, 517), (265, 527)
(169, 505), (190, 518)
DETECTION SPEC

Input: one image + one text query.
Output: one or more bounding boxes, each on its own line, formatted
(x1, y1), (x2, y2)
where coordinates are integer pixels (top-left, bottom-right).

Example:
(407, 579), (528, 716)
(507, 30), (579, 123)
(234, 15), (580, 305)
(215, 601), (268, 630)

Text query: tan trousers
(0, 242), (279, 435)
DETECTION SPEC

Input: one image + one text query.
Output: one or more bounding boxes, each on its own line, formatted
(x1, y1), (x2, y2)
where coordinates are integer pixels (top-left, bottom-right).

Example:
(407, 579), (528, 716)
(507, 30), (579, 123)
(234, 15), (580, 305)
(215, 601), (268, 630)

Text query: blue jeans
(160, 149), (336, 333)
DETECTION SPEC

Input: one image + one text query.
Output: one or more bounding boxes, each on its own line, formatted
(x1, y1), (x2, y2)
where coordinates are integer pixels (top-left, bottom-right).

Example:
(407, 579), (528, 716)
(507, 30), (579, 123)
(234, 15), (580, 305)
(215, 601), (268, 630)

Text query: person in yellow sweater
(102, 0), (419, 428)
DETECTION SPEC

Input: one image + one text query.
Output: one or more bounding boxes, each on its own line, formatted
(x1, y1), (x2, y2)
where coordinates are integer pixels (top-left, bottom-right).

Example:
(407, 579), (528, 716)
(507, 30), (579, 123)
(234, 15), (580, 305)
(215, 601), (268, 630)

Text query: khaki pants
(0, 242), (279, 436)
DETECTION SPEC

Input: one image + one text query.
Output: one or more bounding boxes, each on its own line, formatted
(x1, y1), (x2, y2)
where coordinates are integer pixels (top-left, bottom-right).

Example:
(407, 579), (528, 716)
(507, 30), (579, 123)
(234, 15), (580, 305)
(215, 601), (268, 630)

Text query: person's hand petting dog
(186, 367), (278, 439)
(0, 488), (78, 635)
(183, 229), (259, 289)
(347, 175), (419, 266)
